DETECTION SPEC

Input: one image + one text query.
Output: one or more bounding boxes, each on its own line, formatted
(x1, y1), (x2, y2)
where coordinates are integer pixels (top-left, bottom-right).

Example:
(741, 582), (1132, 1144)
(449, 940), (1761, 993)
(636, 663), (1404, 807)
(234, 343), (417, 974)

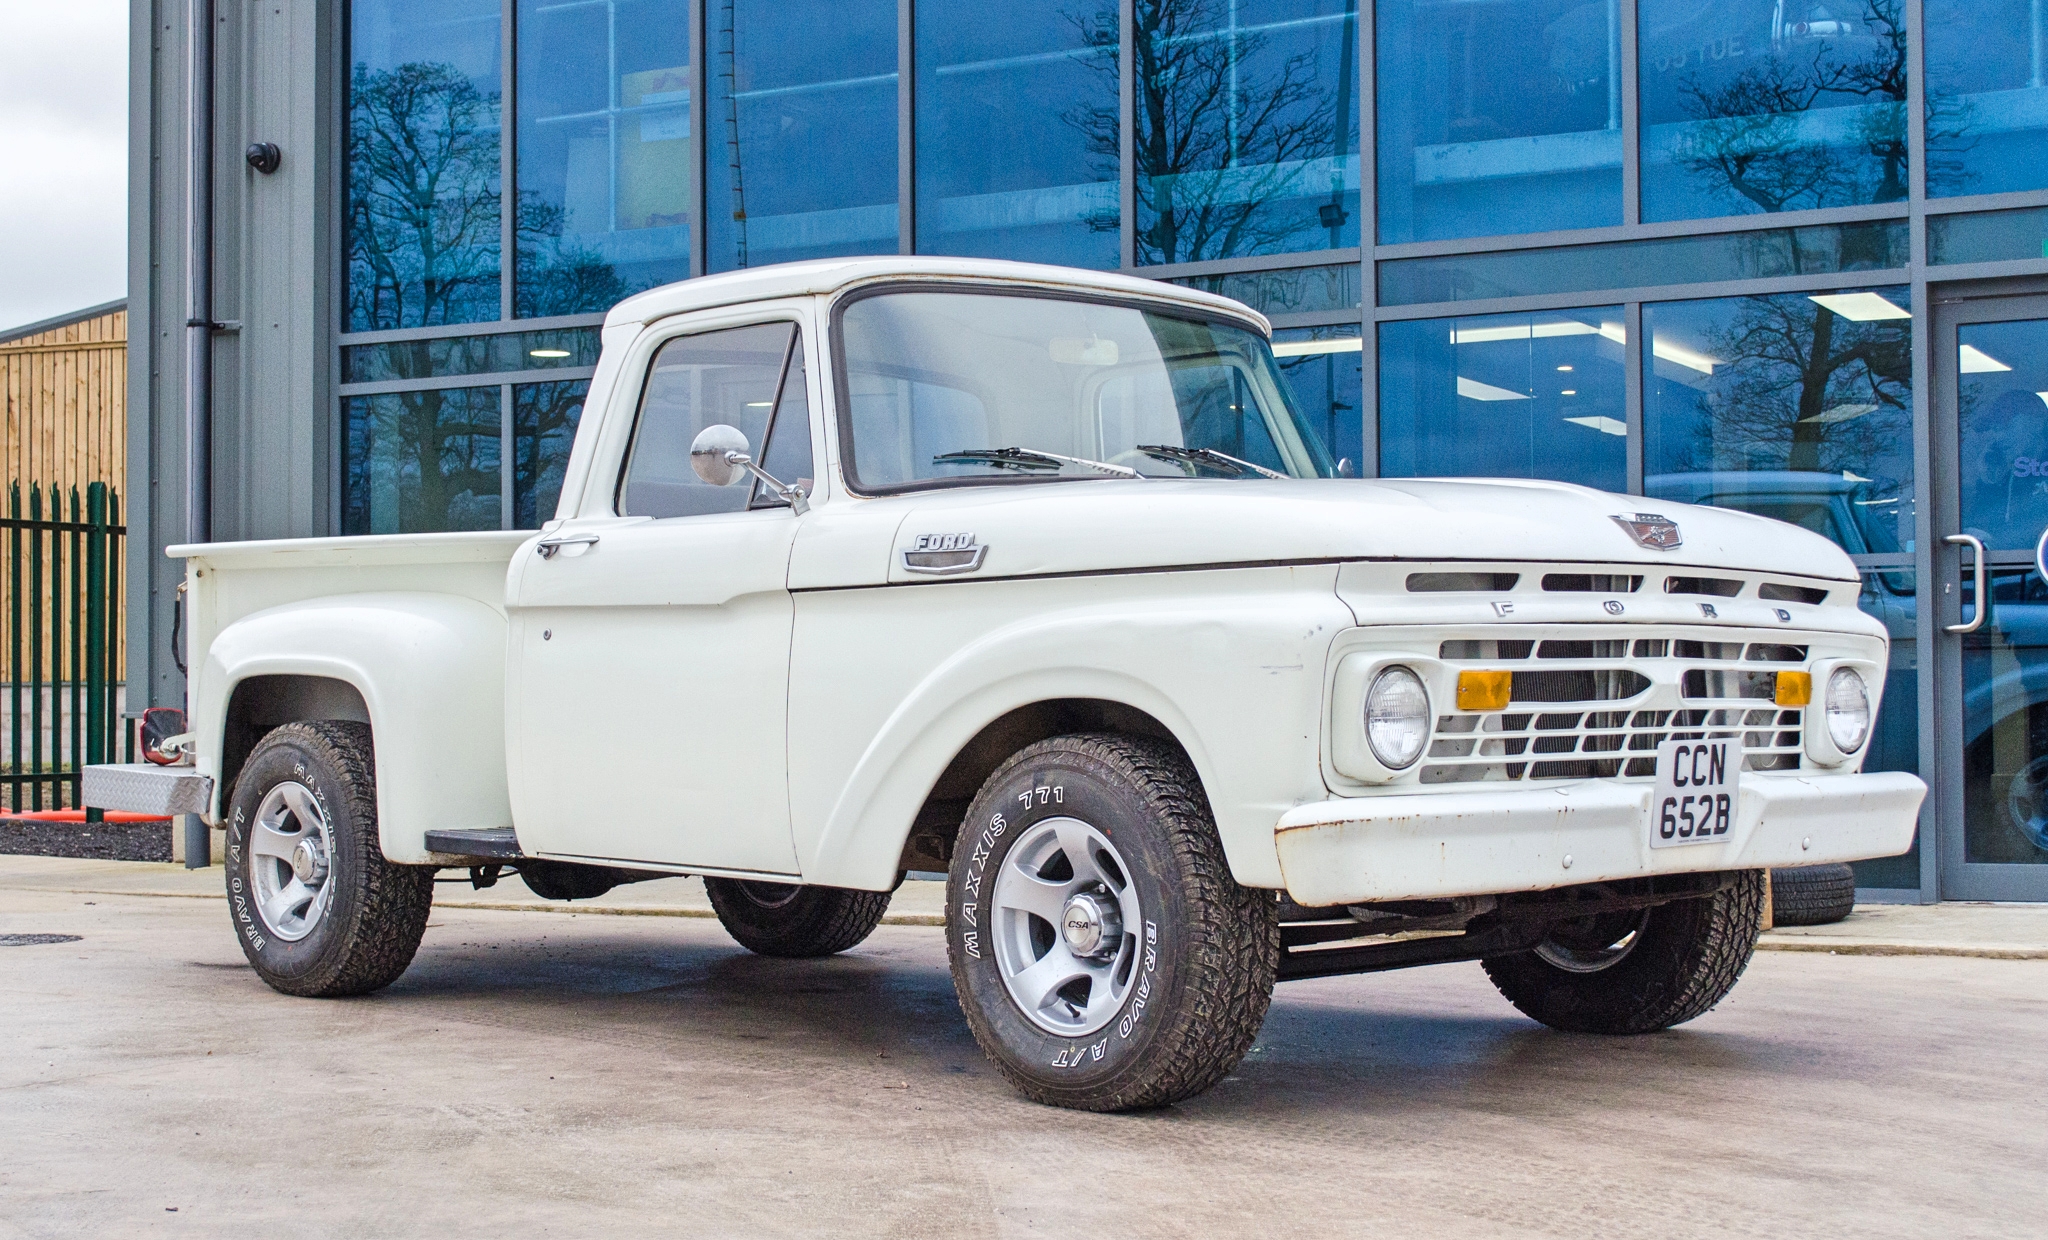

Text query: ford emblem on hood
(1611, 512), (1682, 550)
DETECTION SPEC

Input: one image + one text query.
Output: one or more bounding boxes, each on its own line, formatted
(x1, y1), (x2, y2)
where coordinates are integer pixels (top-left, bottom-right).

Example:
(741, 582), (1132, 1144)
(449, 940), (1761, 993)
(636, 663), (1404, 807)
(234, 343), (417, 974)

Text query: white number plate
(1650, 739), (1735, 848)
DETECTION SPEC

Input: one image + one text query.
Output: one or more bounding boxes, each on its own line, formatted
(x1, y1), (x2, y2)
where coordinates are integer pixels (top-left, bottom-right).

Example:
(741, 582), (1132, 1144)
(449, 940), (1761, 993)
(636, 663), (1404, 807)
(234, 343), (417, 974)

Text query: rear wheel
(224, 721), (434, 997)
(703, 878), (891, 957)
(1481, 870), (1766, 1034)
(945, 733), (1277, 1112)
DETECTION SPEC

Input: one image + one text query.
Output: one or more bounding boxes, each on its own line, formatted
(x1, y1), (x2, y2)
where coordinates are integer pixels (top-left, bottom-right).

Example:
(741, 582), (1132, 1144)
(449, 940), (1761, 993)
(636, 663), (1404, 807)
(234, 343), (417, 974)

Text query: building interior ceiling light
(1960, 344), (2012, 372)
(1800, 403), (1880, 424)
(1270, 337), (1363, 357)
(1808, 292), (1911, 322)
(1448, 321), (1627, 345)
(1564, 415), (1627, 436)
(1650, 337), (1718, 375)
(529, 348), (572, 358)
(1456, 375), (1529, 401)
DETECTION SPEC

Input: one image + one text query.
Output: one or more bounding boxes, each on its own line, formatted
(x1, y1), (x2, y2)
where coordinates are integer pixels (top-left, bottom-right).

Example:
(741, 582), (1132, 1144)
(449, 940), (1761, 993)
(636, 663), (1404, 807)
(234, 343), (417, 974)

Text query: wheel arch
(892, 698), (1194, 877)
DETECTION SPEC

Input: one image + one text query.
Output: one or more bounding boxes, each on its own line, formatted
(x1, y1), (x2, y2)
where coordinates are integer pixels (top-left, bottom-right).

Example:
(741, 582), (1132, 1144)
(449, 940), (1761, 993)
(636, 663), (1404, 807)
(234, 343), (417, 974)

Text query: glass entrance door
(1936, 293), (2048, 901)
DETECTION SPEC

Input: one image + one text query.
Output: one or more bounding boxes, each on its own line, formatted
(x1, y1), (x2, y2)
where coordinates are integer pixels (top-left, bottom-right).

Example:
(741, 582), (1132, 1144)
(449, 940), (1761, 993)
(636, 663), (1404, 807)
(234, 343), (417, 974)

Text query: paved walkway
(4, 855), (2045, 957)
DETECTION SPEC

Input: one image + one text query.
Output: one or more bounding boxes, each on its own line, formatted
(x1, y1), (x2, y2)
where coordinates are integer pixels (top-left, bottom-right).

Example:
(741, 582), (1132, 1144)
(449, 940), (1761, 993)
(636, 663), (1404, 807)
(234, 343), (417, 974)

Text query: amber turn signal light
(1775, 670), (1813, 707)
(1456, 670), (1512, 711)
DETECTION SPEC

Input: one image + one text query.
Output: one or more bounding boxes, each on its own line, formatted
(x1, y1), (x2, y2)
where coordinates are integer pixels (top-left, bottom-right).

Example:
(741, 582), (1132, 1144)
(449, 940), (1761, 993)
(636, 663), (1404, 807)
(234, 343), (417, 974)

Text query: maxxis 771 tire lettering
(225, 721), (434, 997)
(946, 733), (1278, 1112)
(1482, 869), (1767, 1035)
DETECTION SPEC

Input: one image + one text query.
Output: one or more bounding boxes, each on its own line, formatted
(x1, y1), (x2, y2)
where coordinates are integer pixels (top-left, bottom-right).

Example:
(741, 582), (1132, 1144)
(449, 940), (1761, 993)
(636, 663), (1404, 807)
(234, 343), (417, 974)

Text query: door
(1935, 290), (2048, 902)
(508, 318), (818, 876)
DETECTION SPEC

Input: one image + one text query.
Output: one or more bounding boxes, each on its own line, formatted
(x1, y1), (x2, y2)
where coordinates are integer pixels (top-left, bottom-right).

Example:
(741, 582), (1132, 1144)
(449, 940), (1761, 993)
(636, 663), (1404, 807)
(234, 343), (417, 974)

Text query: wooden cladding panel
(0, 309), (127, 497)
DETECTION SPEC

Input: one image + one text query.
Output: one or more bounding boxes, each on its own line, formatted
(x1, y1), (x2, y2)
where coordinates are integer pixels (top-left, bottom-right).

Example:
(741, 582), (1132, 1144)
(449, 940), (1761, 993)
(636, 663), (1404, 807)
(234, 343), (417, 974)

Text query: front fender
(802, 583), (1348, 891)
(195, 592), (509, 863)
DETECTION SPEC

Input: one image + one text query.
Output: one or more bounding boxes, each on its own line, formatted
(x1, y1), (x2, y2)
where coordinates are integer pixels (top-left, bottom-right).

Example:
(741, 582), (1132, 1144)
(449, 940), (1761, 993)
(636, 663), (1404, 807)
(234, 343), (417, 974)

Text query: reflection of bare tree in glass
(514, 382), (589, 527)
(346, 388), (500, 533)
(348, 63), (503, 331)
(1677, 297), (1908, 483)
(351, 61), (629, 329)
(1070, 0), (1347, 264)
(1672, 1), (1923, 212)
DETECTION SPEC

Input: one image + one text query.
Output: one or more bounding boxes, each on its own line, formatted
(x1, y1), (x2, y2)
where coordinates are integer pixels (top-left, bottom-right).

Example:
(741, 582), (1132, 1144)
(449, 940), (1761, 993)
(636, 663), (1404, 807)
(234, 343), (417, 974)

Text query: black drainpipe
(181, 0), (214, 868)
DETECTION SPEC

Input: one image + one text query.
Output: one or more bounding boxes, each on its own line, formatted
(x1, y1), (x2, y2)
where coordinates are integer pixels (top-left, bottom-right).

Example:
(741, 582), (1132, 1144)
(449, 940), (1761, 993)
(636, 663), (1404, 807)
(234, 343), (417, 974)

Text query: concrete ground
(3, 861), (2044, 1237)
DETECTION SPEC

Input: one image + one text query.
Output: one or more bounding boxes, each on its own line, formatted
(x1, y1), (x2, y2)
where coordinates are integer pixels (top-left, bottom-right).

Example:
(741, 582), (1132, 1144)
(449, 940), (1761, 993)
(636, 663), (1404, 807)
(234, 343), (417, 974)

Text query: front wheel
(946, 734), (1278, 1112)
(225, 721), (434, 997)
(1481, 870), (1766, 1035)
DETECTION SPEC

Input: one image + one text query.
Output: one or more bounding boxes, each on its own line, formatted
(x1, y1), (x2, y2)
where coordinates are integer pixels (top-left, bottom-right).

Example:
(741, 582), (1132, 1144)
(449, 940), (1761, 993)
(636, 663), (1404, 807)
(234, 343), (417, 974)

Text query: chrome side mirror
(690, 424), (751, 486)
(688, 423), (811, 515)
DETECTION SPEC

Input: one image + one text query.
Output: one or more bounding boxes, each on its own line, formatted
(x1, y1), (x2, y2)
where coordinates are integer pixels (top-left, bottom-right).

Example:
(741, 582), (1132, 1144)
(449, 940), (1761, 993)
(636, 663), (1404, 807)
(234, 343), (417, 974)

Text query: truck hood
(874, 477), (1860, 584)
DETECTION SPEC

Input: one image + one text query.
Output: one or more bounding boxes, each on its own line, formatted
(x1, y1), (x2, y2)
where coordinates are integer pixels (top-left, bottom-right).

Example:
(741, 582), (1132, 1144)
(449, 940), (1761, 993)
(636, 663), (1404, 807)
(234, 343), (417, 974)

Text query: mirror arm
(725, 451), (811, 516)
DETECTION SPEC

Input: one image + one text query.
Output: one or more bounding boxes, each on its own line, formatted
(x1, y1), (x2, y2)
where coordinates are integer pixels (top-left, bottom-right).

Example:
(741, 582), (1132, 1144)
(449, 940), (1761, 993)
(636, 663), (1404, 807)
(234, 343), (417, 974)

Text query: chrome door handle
(535, 533), (599, 560)
(1945, 533), (1986, 633)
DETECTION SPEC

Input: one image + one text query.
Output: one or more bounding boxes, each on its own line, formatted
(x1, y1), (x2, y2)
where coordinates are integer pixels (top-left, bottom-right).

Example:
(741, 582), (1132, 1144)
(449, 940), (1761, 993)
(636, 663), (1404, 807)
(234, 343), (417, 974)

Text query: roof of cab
(601, 256), (1270, 334)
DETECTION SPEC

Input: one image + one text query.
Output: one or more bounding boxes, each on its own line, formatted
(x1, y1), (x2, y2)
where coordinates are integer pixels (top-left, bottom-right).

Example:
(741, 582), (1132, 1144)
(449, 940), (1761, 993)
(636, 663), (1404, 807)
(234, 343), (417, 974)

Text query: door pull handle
(1945, 533), (1986, 634)
(535, 533), (600, 560)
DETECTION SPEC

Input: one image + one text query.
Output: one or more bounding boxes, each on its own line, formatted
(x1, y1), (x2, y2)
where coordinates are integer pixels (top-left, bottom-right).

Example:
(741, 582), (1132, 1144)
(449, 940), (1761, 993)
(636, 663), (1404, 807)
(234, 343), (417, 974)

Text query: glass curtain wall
(1378, 308), (1627, 489)
(1375, 0), (1623, 244)
(1925, 0), (2048, 199)
(1642, 287), (1915, 553)
(914, 0), (1120, 266)
(347, 0), (505, 330)
(1637, 0), (1911, 222)
(515, 0), (695, 315)
(704, 0), (900, 268)
(1134, 0), (1360, 264)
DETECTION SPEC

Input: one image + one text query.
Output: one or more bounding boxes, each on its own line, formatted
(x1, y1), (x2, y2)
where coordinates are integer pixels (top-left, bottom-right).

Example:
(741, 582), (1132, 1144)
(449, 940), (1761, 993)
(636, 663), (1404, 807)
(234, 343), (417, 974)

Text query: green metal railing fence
(1, 481), (131, 814)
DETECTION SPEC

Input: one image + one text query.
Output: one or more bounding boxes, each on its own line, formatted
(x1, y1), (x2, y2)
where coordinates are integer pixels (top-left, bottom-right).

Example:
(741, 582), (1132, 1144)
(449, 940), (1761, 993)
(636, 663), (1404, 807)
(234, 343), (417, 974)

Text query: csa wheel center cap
(291, 837), (330, 886)
(1060, 890), (1122, 959)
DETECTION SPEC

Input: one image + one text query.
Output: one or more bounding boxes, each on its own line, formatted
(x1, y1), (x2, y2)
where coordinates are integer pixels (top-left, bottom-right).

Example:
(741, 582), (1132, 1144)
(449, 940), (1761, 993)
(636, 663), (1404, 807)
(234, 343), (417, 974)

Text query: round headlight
(1825, 667), (1871, 755)
(1366, 666), (1431, 770)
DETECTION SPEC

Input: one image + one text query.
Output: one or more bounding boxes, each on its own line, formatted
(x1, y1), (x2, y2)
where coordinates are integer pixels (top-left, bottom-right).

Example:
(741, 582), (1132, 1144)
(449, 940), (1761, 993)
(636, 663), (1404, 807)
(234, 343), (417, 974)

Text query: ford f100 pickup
(94, 257), (1925, 1111)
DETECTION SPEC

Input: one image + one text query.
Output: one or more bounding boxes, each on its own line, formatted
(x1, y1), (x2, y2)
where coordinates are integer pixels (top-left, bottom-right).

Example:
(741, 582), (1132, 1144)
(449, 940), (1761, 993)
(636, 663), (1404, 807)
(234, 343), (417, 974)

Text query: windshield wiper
(1134, 444), (1290, 480)
(932, 447), (1142, 478)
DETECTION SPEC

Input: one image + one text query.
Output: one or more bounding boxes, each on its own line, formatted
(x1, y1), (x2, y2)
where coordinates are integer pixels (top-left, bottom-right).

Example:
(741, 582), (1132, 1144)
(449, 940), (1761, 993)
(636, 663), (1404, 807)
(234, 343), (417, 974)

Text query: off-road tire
(225, 721), (434, 997)
(945, 733), (1279, 1112)
(1481, 869), (1766, 1035)
(1770, 863), (1857, 926)
(703, 879), (891, 957)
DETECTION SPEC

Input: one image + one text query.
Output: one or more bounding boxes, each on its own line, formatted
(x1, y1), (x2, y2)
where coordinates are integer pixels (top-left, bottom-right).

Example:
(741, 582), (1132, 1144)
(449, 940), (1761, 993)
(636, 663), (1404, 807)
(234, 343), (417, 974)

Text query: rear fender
(196, 592), (509, 863)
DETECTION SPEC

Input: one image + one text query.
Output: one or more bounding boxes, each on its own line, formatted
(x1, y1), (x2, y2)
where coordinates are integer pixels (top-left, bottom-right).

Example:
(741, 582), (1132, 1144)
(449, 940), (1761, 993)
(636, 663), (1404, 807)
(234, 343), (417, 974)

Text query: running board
(424, 827), (524, 859)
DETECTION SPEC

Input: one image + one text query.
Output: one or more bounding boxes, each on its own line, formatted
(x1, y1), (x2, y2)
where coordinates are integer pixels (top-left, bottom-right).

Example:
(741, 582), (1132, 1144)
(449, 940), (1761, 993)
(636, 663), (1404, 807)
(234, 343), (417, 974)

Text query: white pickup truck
(96, 257), (1925, 1112)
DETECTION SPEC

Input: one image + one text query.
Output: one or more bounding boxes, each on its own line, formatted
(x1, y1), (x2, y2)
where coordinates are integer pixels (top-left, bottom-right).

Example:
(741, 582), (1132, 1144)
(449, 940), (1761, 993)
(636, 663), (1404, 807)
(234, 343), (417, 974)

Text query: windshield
(835, 289), (1336, 492)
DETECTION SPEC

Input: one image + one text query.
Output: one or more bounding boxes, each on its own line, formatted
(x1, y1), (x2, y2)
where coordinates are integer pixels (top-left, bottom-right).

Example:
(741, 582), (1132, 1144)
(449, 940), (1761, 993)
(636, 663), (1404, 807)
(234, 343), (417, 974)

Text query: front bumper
(1273, 771), (1925, 907)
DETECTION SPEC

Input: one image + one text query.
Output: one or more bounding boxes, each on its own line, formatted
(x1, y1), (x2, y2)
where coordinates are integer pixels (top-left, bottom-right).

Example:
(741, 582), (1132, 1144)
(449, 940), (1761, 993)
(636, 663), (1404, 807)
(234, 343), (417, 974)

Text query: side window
(619, 322), (795, 518)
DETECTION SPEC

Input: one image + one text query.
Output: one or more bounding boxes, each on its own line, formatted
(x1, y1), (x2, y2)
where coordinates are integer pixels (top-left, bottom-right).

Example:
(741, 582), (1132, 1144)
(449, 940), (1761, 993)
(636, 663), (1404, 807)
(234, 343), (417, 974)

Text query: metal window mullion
(1619, 0), (1639, 227)
(1358, 309), (1379, 478)
(691, 0), (706, 277)
(899, 0), (915, 254)
(501, 382), (515, 529)
(1906, 0), (1927, 211)
(1120, 0), (1135, 270)
(501, 0), (516, 321)
(1623, 300), (1643, 493)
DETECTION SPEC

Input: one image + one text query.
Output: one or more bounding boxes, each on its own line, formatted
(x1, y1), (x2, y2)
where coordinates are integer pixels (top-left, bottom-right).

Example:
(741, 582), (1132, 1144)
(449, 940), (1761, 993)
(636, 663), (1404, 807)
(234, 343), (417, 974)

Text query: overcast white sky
(0, 0), (128, 333)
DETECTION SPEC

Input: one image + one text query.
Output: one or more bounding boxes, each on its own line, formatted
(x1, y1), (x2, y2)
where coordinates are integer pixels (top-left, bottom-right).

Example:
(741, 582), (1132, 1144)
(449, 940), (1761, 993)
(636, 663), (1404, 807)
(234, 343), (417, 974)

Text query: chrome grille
(1423, 629), (1807, 785)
